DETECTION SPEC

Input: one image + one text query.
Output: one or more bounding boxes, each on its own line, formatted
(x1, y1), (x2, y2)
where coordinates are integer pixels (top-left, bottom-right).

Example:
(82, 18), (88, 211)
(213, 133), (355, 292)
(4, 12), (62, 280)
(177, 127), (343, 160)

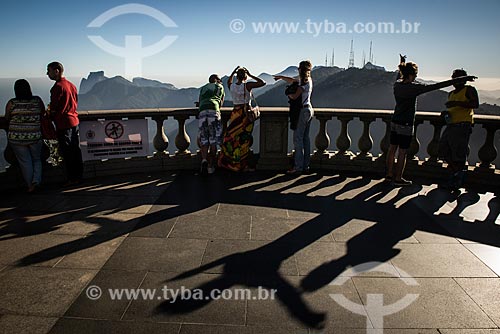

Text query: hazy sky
(1, 0), (499, 89)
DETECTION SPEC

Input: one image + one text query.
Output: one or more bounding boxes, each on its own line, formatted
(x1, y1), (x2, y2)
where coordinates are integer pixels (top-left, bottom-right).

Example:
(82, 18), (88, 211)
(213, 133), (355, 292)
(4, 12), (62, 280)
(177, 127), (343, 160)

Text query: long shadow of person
(299, 185), (473, 294)
(156, 177), (398, 328)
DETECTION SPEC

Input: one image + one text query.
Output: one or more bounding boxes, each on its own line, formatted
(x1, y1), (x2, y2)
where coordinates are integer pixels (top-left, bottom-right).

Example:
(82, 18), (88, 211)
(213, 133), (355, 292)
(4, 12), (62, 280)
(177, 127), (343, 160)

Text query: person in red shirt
(47, 62), (83, 186)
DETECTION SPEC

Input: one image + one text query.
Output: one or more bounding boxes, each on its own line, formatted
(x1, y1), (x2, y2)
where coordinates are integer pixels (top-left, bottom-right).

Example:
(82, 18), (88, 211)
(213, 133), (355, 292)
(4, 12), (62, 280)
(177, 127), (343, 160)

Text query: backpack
(285, 82), (302, 130)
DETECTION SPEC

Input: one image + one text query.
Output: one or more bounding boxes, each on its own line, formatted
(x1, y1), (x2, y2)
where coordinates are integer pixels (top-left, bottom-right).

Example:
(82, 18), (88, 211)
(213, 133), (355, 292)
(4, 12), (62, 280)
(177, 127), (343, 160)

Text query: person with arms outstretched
(386, 55), (476, 186)
(275, 60), (314, 175)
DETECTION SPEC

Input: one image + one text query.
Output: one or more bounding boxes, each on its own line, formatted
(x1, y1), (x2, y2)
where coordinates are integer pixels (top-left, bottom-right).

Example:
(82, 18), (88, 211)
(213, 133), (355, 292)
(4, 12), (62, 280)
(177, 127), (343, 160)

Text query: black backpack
(285, 82), (302, 130)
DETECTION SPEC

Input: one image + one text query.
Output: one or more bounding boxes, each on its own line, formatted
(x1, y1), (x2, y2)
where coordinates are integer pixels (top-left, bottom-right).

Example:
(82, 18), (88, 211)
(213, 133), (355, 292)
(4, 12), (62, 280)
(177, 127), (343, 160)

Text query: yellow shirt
(447, 86), (474, 124)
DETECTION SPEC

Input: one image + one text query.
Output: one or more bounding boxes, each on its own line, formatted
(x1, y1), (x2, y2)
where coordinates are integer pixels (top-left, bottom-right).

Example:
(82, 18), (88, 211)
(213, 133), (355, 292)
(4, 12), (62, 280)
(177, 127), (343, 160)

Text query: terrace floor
(0, 170), (499, 334)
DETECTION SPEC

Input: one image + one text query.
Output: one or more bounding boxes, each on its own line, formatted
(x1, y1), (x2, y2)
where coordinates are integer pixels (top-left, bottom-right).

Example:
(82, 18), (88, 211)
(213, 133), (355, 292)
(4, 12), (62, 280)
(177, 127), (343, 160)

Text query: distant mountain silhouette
(132, 77), (177, 90)
(76, 68), (499, 113)
(78, 76), (199, 110)
(79, 71), (107, 94)
(258, 66), (449, 111)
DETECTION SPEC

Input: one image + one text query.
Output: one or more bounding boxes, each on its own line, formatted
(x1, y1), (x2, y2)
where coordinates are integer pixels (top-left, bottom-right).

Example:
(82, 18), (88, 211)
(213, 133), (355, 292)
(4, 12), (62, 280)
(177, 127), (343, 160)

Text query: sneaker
(393, 178), (412, 187)
(286, 168), (302, 175)
(207, 167), (215, 174)
(200, 160), (208, 176)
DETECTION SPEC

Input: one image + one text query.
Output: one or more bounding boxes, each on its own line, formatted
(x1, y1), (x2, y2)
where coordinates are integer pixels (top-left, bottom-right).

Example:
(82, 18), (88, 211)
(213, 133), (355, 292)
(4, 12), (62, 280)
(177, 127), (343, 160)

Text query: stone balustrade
(1, 107), (499, 188)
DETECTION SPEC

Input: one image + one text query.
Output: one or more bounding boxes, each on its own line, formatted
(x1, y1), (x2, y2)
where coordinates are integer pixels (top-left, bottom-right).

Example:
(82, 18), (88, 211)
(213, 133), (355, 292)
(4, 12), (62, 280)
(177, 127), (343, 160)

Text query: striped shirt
(7, 97), (44, 144)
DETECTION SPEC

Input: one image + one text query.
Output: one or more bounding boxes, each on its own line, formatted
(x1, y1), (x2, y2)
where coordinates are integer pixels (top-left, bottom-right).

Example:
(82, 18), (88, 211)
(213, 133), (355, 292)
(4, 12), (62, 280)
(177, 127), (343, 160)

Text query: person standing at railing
(386, 55), (476, 186)
(4, 79), (45, 193)
(46, 62), (83, 187)
(438, 69), (479, 190)
(275, 60), (314, 175)
(197, 74), (225, 176)
(218, 66), (265, 172)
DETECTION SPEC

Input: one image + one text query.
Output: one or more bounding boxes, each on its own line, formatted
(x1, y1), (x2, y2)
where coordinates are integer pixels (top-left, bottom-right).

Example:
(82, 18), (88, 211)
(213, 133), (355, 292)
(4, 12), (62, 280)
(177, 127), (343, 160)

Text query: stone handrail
(1, 107), (499, 187)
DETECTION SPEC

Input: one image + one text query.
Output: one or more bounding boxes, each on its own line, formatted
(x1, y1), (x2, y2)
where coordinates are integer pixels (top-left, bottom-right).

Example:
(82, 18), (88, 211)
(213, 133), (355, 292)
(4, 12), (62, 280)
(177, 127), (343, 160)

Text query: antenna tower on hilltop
(348, 39), (355, 68)
(369, 41), (373, 63)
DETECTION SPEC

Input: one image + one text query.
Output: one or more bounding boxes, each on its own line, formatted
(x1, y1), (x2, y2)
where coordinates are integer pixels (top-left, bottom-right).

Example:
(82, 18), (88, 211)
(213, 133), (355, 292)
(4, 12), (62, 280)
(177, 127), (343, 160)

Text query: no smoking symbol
(105, 121), (124, 139)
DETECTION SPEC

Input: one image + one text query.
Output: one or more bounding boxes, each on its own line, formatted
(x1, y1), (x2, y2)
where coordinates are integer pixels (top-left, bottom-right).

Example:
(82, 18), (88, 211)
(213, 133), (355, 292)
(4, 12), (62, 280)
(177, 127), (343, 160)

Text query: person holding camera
(218, 66), (265, 172)
(275, 60), (314, 175)
(438, 69), (479, 190)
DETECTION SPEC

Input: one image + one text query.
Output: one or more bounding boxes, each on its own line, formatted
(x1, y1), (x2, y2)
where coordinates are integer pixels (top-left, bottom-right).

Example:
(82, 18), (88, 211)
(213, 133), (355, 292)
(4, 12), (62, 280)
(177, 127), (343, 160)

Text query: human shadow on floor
(156, 176), (430, 328)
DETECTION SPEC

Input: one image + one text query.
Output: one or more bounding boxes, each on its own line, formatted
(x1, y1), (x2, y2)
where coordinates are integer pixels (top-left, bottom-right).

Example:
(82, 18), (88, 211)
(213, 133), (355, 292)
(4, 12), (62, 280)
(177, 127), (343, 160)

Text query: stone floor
(0, 170), (499, 334)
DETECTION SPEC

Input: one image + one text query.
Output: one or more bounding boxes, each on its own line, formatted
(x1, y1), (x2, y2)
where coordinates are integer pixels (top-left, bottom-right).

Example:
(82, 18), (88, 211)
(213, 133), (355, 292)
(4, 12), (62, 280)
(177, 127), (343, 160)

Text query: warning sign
(80, 119), (149, 161)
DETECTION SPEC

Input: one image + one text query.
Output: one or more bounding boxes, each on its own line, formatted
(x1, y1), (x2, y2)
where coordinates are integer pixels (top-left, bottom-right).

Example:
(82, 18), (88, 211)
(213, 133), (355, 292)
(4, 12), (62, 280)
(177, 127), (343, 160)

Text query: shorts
(438, 123), (472, 163)
(390, 122), (413, 149)
(198, 110), (222, 146)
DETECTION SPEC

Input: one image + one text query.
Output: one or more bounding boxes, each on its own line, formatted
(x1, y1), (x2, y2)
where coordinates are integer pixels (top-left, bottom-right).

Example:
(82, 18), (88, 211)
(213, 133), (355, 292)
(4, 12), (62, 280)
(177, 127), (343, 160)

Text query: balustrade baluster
(174, 115), (191, 155)
(478, 124), (498, 170)
(407, 120), (422, 160)
(356, 117), (374, 159)
(378, 118), (391, 161)
(335, 116), (353, 157)
(425, 120), (443, 165)
(314, 115), (331, 157)
(152, 116), (168, 156)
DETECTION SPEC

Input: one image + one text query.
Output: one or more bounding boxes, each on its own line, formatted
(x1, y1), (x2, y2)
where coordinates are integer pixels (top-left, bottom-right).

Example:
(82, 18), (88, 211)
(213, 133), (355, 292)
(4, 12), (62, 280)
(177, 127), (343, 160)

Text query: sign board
(80, 119), (149, 161)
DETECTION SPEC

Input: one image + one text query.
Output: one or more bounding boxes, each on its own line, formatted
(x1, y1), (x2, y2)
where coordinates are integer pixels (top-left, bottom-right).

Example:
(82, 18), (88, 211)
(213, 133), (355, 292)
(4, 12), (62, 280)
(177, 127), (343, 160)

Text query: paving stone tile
(169, 214), (251, 240)
(217, 203), (288, 219)
(295, 241), (401, 280)
(13, 194), (64, 212)
(352, 277), (496, 329)
(0, 266), (96, 316)
(412, 230), (460, 244)
(48, 318), (180, 334)
(246, 275), (366, 330)
(64, 269), (147, 320)
(0, 234), (83, 267)
(286, 210), (321, 219)
(103, 237), (207, 272)
(330, 219), (377, 242)
(454, 278), (500, 327)
(128, 217), (177, 238)
(312, 329), (439, 334)
(464, 244), (500, 276)
(0, 314), (58, 334)
(179, 324), (308, 334)
(55, 236), (126, 269)
(0, 211), (77, 238)
(251, 217), (333, 243)
(439, 330), (500, 334)
(48, 195), (127, 215)
(391, 244), (497, 277)
(200, 239), (298, 276)
(123, 271), (246, 325)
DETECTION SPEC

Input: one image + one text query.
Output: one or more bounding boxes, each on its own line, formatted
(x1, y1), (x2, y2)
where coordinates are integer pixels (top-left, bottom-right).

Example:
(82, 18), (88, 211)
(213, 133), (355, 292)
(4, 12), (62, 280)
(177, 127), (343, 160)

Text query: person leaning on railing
(385, 54), (477, 187)
(4, 79), (45, 193)
(46, 61), (83, 187)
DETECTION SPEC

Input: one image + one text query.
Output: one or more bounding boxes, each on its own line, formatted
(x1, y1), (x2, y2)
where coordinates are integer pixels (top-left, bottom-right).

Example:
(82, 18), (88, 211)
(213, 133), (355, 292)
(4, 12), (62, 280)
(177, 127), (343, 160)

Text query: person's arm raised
(419, 75), (477, 95)
(246, 70), (266, 90)
(273, 75), (297, 84)
(227, 66), (239, 91)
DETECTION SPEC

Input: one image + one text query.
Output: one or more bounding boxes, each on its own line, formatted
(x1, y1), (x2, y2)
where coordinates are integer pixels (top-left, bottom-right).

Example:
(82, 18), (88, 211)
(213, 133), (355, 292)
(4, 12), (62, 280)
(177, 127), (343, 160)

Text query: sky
(1, 0), (500, 90)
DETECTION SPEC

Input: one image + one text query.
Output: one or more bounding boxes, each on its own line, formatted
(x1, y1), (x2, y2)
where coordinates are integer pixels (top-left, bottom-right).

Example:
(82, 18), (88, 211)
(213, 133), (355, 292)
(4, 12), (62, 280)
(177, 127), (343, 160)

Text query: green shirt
(199, 82), (224, 113)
